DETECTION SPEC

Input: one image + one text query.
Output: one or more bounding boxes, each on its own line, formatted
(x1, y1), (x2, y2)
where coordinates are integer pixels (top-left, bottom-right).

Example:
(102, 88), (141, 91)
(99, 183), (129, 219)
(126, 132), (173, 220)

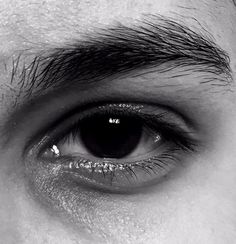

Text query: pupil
(79, 114), (142, 158)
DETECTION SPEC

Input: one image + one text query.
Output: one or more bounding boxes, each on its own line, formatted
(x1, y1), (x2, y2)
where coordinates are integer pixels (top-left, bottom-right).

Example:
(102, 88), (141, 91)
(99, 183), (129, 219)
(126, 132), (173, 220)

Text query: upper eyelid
(4, 67), (200, 154)
(29, 102), (197, 156)
(10, 97), (196, 153)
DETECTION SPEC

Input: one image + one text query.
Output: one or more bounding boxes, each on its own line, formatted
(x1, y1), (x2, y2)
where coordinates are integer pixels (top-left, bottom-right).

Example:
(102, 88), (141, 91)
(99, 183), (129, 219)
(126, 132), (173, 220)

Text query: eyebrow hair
(13, 15), (232, 97)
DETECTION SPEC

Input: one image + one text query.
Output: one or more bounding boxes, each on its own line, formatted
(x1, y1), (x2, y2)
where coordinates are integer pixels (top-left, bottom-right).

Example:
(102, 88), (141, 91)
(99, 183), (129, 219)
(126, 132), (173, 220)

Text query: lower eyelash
(56, 147), (182, 185)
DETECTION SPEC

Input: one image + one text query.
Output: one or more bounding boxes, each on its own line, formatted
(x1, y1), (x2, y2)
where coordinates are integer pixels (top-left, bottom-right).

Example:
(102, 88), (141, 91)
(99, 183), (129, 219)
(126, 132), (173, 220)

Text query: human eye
(26, 102), (198, 193)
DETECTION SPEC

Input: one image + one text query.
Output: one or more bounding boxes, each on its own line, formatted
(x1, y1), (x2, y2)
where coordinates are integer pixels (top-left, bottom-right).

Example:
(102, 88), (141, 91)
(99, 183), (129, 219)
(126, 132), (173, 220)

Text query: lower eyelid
(36, 146), (183, 193)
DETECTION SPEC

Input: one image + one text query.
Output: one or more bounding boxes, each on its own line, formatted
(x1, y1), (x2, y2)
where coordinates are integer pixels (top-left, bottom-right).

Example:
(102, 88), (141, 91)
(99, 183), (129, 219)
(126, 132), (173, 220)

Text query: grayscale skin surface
(0, 0), (236, 243)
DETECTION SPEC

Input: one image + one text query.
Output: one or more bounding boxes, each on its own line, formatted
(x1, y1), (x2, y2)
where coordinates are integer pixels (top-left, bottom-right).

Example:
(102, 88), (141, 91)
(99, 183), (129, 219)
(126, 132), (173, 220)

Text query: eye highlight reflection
(29, 103), (198, 193)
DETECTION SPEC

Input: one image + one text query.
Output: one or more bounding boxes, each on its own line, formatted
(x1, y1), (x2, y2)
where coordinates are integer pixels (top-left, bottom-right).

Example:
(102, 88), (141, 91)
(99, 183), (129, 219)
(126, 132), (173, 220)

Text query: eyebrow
(13, 15), (232, 97)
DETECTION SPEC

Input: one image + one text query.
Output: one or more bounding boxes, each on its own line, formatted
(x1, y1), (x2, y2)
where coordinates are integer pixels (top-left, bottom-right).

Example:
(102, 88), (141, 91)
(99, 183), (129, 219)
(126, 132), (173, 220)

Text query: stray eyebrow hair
(13, 15), (232, 97)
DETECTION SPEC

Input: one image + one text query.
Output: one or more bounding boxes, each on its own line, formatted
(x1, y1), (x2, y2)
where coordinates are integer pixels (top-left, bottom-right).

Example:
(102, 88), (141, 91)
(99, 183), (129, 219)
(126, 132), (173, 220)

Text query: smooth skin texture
(0, 0), (236, 243)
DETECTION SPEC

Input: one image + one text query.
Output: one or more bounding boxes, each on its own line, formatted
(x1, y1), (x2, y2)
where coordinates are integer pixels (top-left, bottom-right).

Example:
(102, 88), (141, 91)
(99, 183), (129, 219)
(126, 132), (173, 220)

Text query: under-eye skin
(26, 103), (198, 194)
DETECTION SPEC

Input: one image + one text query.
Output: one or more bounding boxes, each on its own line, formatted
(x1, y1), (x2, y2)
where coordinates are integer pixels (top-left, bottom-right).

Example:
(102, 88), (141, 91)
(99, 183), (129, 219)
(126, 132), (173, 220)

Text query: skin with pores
(0, 0), (236, 243)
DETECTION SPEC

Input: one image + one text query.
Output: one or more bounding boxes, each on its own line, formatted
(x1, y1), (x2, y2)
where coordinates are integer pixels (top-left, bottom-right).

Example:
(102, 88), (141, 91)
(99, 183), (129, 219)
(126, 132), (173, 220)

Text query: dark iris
(79, 114), (142, 158)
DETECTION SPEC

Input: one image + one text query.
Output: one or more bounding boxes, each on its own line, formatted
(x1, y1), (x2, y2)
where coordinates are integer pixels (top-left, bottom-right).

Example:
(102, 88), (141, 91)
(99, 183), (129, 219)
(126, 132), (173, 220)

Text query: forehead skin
(0, 0), (236, 244)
